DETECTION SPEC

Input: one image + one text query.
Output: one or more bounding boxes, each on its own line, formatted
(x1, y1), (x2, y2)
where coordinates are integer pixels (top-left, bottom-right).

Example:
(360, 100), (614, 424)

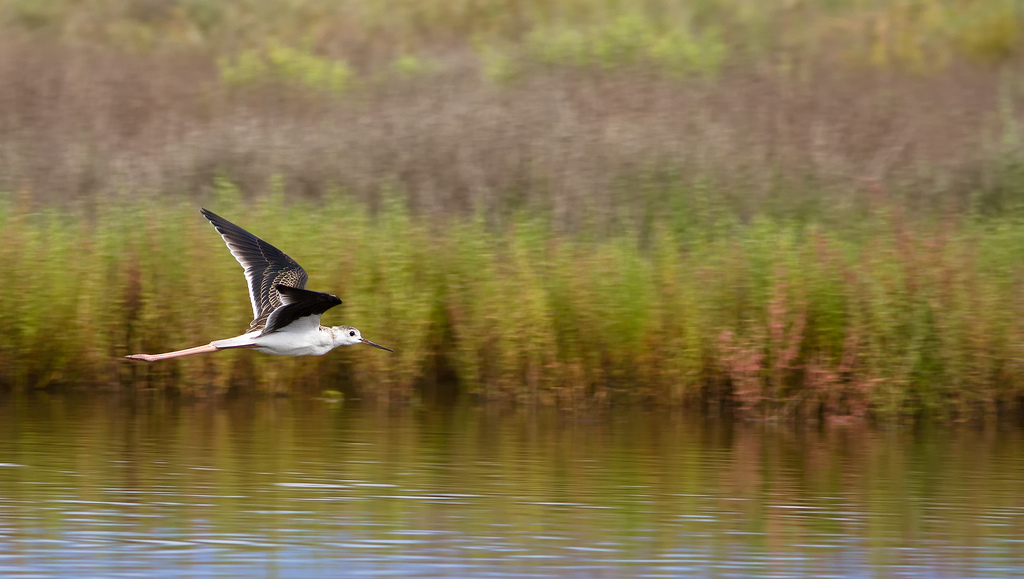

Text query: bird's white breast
(252, 318), (334, 356)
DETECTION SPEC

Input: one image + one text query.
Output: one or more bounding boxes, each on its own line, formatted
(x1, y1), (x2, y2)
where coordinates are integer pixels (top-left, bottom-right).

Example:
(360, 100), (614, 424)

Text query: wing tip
(200, 207), (225, 228)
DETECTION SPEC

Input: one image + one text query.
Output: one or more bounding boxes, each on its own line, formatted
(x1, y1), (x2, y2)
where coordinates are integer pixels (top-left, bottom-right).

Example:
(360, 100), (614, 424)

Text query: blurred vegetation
(0, 0), (1022, 75)
(0, 0), (1024, 420)
(218, 44), (354, 93)
(2, 191), (1024, 421)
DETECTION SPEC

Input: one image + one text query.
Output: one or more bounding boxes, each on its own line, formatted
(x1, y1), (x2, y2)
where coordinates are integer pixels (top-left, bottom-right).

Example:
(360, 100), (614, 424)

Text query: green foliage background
(3, 188), (1024, 420)
(1, 0), (1024, 420)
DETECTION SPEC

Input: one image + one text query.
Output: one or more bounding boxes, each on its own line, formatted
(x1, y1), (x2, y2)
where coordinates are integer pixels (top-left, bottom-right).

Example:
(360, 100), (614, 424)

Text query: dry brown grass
(1, 38), (1020, 230)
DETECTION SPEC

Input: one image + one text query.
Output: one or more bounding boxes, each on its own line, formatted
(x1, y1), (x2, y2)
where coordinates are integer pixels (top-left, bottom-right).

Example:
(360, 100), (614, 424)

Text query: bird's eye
(349, 330), (356, 337)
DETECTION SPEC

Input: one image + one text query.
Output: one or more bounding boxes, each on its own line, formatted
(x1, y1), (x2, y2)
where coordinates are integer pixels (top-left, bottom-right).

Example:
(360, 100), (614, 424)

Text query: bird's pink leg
(125, 344), (219, 362)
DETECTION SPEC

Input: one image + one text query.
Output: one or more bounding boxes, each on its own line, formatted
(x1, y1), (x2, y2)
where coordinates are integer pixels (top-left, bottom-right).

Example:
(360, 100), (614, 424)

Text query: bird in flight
(126, 208), (392, 362)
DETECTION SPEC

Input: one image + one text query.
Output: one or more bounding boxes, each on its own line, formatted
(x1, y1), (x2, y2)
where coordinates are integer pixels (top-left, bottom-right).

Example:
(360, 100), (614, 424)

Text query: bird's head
(332, 326), (393, 352)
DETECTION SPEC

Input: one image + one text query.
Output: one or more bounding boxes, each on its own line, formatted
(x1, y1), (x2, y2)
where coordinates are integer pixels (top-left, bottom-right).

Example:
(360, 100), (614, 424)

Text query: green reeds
(3, 188), (1024, 420)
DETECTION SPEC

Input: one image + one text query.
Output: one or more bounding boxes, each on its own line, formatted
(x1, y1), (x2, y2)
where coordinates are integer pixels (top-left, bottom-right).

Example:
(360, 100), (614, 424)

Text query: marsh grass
(3, 191), (1024, 420)
(2, 37), (1022, 231)
(1, 1), (1023, 227)
(2, 1), (1024, 420)
(2, 0), (1021, 72)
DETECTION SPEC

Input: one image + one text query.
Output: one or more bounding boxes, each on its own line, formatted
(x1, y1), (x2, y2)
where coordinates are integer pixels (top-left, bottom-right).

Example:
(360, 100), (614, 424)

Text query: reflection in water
(0, 394), (1021, 578)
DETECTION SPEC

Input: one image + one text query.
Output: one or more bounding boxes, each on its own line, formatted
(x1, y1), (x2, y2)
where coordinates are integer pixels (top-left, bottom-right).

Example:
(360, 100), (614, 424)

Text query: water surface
(0, 395), (1022, 578)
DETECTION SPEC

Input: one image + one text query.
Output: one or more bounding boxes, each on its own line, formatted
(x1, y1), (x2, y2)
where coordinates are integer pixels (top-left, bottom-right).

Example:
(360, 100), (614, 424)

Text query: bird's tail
(210, 333), (259, 350)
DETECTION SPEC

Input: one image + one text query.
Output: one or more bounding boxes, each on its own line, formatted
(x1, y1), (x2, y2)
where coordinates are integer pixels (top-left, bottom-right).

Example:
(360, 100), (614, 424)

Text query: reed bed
(1, 190), (1023, 421)
(2, 1), (1024, 420)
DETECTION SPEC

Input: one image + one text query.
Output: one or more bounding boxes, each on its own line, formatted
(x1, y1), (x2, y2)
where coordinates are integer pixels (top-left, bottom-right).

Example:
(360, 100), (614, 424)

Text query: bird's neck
(320, 326), (340, 348)
(324, 326), (349, 349)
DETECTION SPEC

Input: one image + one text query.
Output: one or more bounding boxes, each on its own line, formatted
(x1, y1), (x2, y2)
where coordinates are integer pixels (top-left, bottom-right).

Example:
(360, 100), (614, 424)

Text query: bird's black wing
(263, 285), (343, 335)
(201, 208), (309, 332)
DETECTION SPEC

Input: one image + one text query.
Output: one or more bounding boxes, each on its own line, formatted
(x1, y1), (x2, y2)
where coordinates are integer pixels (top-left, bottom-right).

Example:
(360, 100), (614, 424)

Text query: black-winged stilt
(125, 208), (391, 362)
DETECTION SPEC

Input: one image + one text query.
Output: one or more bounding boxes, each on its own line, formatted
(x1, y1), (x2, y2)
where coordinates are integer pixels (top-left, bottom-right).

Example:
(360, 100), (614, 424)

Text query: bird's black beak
(360, 338), (393, 352)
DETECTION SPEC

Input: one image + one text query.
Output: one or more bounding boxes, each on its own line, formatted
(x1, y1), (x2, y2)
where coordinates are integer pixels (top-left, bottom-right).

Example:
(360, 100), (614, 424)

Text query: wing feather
(200, 208), (310, 331)
(264, 285), (343, 335)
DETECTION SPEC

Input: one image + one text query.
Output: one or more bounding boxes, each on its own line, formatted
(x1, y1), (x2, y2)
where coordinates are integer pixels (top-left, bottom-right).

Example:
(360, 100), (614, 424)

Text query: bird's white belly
(252, 326), (332, 356)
